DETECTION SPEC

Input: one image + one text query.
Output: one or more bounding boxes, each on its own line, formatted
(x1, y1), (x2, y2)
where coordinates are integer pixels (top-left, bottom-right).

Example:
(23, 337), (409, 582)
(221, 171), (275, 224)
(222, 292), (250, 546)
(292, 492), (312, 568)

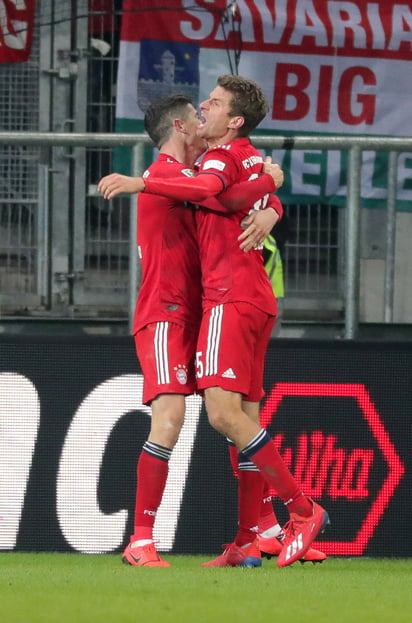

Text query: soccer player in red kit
(124, 95), (204, 567)
(101, 76), (329, 568)
(99, 93), (284, 567)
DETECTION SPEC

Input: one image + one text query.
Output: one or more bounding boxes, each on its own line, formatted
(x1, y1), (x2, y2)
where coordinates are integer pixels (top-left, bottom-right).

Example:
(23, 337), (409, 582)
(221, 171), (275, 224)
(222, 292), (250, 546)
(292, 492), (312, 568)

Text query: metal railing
(1, 131), (411, 338)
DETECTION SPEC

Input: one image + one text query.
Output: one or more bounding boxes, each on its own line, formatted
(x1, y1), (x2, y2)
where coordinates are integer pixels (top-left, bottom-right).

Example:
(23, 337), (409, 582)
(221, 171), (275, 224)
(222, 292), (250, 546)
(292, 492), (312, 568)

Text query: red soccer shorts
(196, 302), (275, 402)
(134, 321), (198, 405)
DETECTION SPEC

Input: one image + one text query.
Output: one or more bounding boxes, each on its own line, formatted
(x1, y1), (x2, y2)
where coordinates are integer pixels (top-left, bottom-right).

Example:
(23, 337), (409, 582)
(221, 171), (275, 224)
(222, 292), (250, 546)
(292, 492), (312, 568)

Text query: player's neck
(207, 128), (240, 148)
(159, 140), (181, 163)
(160, 140), (203, 168)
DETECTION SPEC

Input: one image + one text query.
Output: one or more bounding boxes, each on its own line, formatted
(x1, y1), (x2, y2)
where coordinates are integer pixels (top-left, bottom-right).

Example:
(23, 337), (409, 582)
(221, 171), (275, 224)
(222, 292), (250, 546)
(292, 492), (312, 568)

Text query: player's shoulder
(147, 157), (195, 178)
(201, 140), (241, 170)
(206, 137), (257, 160)
(202, 138), (261, 175)
(206, 139), (242, 155)
(232, 139), (264, 172)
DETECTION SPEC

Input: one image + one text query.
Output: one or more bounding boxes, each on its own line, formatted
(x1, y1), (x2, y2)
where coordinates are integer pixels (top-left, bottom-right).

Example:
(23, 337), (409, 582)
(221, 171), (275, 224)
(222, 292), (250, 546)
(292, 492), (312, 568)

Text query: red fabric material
(0, 0), (35, 63)
(228, 443), (239, 478)
(88, 0), (116, 34)
(249, 440), (313, 516)
(134, 323), (198, 405)
(203, 173), (276, 214)
(133, 450), (169, 538)
(194, 139), (277, 314)
(133, 154), (202, 334)
(266, 194), (284, 220)
(144, 171), (224, 203)
(196, 302), (275, 400)
(235, 471), (265, 546)
(258, 483), (279, 531)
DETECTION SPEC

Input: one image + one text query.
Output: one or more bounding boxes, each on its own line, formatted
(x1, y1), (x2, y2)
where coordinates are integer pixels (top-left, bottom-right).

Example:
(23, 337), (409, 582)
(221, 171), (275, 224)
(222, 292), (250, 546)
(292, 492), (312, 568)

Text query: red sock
(133, 447), (169, 541)
(235, 469), (264, 547)
(244, 431), (313, 517)
(258, 483), (280, 532)
(227, 441), (239, 477)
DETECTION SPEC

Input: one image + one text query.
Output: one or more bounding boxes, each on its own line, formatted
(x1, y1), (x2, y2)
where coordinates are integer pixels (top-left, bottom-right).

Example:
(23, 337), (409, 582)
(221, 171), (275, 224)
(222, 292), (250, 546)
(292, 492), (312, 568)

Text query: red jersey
(133, 154), (202, 334)
(196, 138), (277, 315)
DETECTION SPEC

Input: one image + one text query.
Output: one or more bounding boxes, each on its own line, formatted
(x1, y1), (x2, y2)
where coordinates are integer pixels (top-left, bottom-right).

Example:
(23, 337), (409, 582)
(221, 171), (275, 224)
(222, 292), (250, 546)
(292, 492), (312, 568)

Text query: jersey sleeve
(267, 194), (284, 221)
(143, 145), (240, 202)
(200, 173), (276, 214)
(197, 146), (241, 188)
(143, 169), (225, 202)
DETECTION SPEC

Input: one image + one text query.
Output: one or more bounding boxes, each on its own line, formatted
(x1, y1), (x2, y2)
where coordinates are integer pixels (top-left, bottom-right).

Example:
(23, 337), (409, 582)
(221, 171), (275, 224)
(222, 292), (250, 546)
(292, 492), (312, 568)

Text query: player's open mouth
(197, 113), (206, 129)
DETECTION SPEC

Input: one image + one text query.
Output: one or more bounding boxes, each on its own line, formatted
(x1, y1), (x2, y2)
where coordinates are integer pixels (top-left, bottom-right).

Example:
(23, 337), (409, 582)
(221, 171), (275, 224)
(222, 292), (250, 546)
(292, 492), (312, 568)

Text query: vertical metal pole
(383, 151), (398, 323)
(128, 142), (144, 333)
(37, 154), (50, 304)
(345, 146), (362, 339)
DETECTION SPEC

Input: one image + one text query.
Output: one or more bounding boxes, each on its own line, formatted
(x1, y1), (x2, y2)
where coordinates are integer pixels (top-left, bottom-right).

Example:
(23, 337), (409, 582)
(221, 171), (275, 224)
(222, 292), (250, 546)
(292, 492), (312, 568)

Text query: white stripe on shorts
(205, 304), (223, 376)
(154, 322), (170, 384)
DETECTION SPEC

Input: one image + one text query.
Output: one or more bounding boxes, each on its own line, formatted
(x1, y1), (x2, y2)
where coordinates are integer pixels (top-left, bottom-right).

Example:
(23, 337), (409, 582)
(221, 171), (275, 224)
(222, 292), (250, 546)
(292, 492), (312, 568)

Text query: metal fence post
(345, 145), (362, 339)
(384, 151), (398, 323)
(37, 155), (50, 303)
(128, 142), (145, 333)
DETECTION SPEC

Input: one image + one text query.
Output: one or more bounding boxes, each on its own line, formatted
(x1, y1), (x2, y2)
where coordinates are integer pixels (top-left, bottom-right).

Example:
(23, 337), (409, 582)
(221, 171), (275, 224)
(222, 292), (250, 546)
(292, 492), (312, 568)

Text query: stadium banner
(0, 335), (410, 557)
(0, 0), (35, 63)
(115, 0), (412, 210)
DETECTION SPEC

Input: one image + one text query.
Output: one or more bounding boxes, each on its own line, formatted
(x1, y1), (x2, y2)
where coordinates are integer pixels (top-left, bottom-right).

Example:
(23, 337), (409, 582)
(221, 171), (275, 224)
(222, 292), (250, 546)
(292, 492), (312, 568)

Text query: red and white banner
(116, 1), (412, 207)
(0, 0), (35, 63)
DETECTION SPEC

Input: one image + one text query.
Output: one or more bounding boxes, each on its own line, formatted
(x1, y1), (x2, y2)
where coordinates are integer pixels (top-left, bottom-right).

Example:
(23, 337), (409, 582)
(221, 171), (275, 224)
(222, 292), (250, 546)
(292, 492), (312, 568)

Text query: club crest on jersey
(174, 364), (188, 385)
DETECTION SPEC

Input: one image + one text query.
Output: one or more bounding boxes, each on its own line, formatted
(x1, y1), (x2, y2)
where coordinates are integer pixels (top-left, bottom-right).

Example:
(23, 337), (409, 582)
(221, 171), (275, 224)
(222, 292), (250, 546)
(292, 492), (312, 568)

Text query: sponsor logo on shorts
(222, 368), (236, 379)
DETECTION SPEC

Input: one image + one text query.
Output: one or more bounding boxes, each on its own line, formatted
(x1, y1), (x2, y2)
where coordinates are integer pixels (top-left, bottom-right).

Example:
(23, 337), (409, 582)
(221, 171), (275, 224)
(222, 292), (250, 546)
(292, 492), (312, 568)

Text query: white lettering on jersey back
(203, 159), (226, 171)
(181, 168), (195, 177)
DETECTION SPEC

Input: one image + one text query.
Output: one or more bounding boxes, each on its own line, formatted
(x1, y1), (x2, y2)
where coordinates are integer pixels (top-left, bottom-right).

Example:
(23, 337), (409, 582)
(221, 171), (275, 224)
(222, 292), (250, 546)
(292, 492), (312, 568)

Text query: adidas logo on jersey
(222, 368), (237, 379)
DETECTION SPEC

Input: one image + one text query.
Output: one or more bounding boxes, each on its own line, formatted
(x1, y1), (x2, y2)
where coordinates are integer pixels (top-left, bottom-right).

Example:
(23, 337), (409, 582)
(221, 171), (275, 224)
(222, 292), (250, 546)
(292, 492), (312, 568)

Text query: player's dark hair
(217, 74), (269, 137)
(144, 93), (194, 148)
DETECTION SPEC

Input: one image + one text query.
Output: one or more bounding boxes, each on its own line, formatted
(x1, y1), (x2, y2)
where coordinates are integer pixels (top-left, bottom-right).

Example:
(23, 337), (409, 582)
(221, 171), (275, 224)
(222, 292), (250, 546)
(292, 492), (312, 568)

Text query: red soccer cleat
(122, 541), (171, 567)
(202, 538), (262, 568)
(257, 533), (283, 557)
(299, 547), (327, 565)
(277, 500), (330, 568)
(258, 533), (327, 564)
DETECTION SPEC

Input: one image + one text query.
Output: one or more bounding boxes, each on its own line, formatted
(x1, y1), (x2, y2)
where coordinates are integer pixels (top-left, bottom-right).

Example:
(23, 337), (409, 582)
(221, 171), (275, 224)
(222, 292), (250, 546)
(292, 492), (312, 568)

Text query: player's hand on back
(97, 173), (145, 199)
(238, 208), (279, 252)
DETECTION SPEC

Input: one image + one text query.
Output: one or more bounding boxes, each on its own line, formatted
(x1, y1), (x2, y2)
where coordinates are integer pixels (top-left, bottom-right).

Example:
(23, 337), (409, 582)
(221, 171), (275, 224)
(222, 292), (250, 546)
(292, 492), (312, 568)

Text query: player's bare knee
(206, 407), (230, 435)
(148, 419), (182, 448)
(205, 387), (242, 436)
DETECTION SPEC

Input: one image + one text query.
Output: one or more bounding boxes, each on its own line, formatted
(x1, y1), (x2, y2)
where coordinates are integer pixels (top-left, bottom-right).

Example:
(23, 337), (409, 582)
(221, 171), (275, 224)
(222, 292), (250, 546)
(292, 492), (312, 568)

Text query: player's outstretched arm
(98, 170), (224, 203)
(98, 173), (145, 199)
(139, 156), (283, 207)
